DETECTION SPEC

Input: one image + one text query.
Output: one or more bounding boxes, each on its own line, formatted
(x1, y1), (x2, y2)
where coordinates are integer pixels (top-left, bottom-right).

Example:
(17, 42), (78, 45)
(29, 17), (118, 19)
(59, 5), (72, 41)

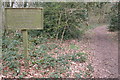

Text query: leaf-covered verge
(2, 31), (93, 78)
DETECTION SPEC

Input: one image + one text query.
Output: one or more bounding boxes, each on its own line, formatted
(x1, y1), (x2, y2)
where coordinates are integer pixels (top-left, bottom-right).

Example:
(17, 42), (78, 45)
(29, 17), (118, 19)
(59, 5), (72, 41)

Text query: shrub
(108, 3), (119, 31)
(29, 2), (88, 40)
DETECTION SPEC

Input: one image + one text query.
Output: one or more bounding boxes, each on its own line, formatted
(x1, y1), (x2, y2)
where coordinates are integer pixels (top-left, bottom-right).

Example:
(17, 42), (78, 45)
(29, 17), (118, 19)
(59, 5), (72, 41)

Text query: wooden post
(22, 29), (29, 67)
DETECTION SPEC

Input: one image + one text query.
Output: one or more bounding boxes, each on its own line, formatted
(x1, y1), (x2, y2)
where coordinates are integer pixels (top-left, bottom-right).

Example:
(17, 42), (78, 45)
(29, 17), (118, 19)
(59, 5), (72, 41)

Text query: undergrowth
(2, 31), (93, 78)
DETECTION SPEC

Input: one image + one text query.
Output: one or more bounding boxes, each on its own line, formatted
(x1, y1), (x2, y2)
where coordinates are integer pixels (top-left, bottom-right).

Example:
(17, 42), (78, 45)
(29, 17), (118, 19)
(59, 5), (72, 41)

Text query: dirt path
(83, 25), (118, 78)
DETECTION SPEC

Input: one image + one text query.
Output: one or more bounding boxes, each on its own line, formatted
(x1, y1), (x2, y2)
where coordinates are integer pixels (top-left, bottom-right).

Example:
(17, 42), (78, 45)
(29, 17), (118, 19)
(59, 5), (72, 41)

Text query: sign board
(5, 8), (43, 30)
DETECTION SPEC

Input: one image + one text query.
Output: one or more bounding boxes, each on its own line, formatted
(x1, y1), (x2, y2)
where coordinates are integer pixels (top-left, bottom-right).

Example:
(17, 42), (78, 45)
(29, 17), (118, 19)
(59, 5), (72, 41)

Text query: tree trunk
(56, 12), (62, 41)
(61, 26), (66, 42)
(0, 0), (3, 75)
(9, 0), (12, 7)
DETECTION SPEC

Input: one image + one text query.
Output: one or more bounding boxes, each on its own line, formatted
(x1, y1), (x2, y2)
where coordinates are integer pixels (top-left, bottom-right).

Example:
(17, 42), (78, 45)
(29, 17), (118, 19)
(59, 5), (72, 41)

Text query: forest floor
(81, 25), (118, 78)
(1, 25), (118, 78)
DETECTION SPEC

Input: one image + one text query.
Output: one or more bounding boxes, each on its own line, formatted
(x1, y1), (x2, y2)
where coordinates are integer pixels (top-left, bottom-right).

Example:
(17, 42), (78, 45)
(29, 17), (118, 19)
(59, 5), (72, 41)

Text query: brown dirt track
(83, 25), (118, 78)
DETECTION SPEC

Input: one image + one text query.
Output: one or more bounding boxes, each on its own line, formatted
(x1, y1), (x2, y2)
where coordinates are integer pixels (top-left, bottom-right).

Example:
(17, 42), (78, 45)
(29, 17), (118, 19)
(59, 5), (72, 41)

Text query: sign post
(4, 8), (43, 67)
(22, 30), (29, 66)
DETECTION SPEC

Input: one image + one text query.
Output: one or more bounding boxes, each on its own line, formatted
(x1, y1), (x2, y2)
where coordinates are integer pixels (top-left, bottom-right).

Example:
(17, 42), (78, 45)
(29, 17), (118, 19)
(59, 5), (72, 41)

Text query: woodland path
(82, 25), (118, 78)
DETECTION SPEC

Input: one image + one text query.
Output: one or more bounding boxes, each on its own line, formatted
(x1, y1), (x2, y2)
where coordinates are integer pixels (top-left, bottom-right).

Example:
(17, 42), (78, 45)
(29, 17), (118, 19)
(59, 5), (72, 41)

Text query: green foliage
(75, 72), (82, 78)
(36, 55), (57, 69)
(69, 44), (79, 50)
(3, 51), (21, 74)
(2, 31), (89, 77)
(29, 36), (48, 45)
(28, 2), (88, 40)
(48, 43), (58, 50)
(28, 2), (111, 39)
(87, 64), (94, 72)
(49, 72), (62, 78)
(2, 2), (96, 77)
(75, 66), (93, 78)
(2, 31), (22, 72)
(108, 3), (119, 31)
(19, 74), (24, 78)
(70, 52), (87, 63)
(32, 54), (69, 70)
(30, 43), (59, 58)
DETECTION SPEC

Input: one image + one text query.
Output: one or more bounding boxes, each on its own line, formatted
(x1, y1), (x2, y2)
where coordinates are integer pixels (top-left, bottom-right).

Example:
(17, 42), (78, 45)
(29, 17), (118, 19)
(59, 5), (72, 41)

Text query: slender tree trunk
(22, 0), (24, 7)
(56, 32), (59, 41)
(61, 26), (66, 42)
(0, 0), (3, 76)
(9, 0), (12, 7)
(56, 12), (62, 41)
(61, 8), (68, 42)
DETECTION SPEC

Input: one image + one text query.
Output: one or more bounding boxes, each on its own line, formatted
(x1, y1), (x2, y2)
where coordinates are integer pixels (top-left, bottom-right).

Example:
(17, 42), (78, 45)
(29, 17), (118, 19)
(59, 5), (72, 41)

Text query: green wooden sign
(4, 8), (44, 67)
(5, 8), (43, 30)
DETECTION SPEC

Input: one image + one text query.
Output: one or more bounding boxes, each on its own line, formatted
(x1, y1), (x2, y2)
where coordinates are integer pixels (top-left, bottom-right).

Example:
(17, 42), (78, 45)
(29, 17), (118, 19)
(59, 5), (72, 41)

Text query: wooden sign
(5, 8), (43, 30)
(4, 8), (44, 67)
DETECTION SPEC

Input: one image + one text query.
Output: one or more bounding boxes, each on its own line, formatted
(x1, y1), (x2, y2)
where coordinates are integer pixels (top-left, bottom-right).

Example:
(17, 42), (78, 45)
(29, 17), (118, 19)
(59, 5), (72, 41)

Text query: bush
(29, 2), (88, 40)
(108, 3), (119, 31)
